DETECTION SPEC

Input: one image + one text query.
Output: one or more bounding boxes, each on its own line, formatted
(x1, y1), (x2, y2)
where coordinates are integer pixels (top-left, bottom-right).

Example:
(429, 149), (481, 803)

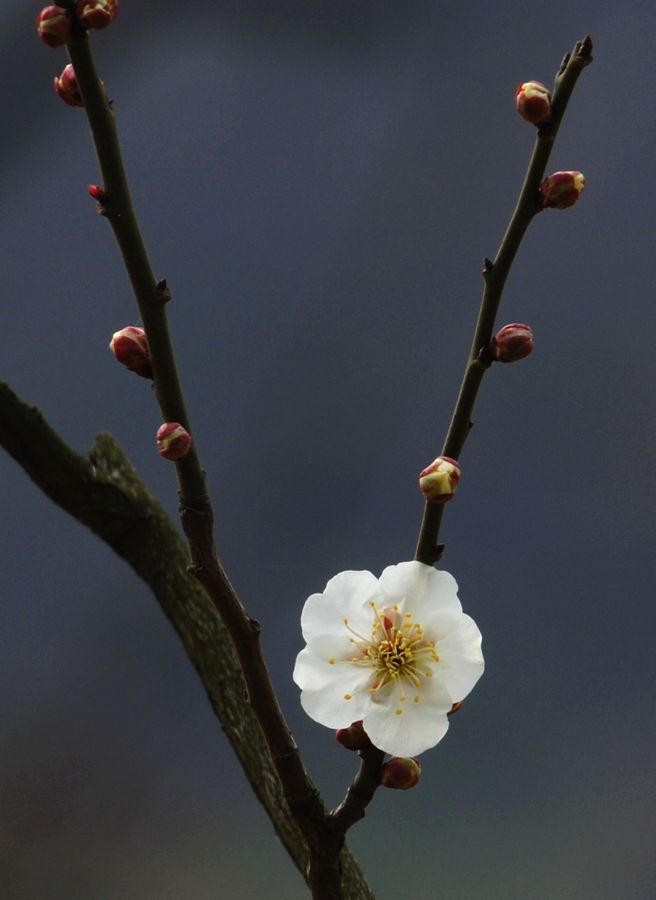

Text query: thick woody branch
(0, 380), (374, 900)
(415, 36), (593, 565)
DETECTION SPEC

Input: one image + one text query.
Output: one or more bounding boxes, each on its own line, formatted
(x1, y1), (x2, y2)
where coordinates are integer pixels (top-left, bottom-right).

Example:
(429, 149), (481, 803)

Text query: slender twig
(66, 29), (348, 899)
(415, 36), (593, 565)
(330, 746), (386, 835)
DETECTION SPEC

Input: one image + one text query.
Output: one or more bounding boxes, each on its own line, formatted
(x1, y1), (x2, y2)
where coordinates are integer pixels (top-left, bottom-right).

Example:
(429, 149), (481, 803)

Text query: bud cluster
(36, 0), (119, 46)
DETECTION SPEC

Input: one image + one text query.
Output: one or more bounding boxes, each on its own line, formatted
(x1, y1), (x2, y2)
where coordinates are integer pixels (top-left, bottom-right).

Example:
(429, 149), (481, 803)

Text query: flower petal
(379, 561), (463, 625)
(295, 650), (373, 728)
(436, 613), (485, 700)
(363, 675), (453, 757)
(300, 570), (381, 642)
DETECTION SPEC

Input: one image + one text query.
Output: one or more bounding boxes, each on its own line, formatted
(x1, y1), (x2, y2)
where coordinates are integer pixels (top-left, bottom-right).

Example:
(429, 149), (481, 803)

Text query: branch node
(576, 34), (594, 66)
(557, 51), (571, 76)
(478, 343), (494, 368)
(156, 278), (172, 304)
(482, 257), (494, 279)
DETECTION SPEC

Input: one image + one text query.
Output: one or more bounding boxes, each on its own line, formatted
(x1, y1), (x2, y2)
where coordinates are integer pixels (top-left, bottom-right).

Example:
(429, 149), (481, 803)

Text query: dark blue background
(2, 3), (655, 898)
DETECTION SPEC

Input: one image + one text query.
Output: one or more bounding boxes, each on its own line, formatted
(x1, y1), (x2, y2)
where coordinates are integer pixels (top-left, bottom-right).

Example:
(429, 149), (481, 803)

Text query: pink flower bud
(419, 456), (460, 504)
(380, 757), (422, 791)
(54, 64), (83, 108)
(157, 423), (192, 461)
(88, 184), (106, 202)
(492, 323), (534, 363)
(36, 5), (71, 47)
(335, 721), (372, 751)
(109, 326), (153, 378)
(515, 81), (552, 125)
(76, 0), (119, 29)
(540, 171), (586, 209)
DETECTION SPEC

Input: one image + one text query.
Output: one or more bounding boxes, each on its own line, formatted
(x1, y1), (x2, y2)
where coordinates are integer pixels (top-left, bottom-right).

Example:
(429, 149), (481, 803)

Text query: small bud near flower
(380, 757), (422, 791)
(109, 326), (153, 379)
(419, 456), (461, 504)
(54, 64), (83, 108)
(335, 721), (372, 751)
(76, 0), (119, 29)
(492, 323), (534, 363)
(515, 81), (552, 124)
(540, 171), (586, 209)
(88, 184), (105, 201)
(157, 423), (192, 461)
(36, 6), (71, 47)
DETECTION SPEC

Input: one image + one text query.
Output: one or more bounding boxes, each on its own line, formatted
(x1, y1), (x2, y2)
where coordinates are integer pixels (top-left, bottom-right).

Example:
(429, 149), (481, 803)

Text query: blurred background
(2, 2), (655, 898)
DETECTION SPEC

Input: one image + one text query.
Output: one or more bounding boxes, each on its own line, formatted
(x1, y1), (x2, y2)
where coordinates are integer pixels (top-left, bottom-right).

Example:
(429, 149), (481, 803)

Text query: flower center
(343, 601), (439, 693)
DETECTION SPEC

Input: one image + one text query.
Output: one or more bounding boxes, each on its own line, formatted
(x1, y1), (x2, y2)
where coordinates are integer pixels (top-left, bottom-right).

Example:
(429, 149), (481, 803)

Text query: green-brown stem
(330, 746), (386, 835)
(67, 31), (349, 899)
(415, 36), (593, 565)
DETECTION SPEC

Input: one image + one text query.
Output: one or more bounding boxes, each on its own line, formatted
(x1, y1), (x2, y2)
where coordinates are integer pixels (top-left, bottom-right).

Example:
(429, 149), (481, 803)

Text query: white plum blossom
(293, 561), (484, 757)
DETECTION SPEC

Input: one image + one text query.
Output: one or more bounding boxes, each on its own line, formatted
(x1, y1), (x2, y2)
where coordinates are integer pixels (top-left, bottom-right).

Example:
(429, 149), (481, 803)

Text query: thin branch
(65, 29), (356, 898)
(330, 747), (386, 836)
(0, 380), (375, 900)
(415, 36), (593, 565)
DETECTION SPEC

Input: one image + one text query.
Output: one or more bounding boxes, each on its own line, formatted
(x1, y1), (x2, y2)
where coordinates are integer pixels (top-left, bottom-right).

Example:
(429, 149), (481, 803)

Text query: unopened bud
(157, 423), (192, 461)
(492, 323), (534, 363)
(36, 5), (71, 47)
(88, 184), (106, 202)
(335, 721), (371, 751)
(419, 456), (460, 504)
(76, 0), (119, 29)
(540, 171), (585, 209)
(380, 757), (422, 791)
(109, 326), (153, 378)
(515, 81), (551, 125)
(54, 64), (83, 108)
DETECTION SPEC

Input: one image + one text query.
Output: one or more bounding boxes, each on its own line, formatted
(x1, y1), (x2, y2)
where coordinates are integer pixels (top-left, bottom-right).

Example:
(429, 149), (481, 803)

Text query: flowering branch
(18, 10), (596, 894)
(415, 35), (593, 566)
(63, 24), (358, 900)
